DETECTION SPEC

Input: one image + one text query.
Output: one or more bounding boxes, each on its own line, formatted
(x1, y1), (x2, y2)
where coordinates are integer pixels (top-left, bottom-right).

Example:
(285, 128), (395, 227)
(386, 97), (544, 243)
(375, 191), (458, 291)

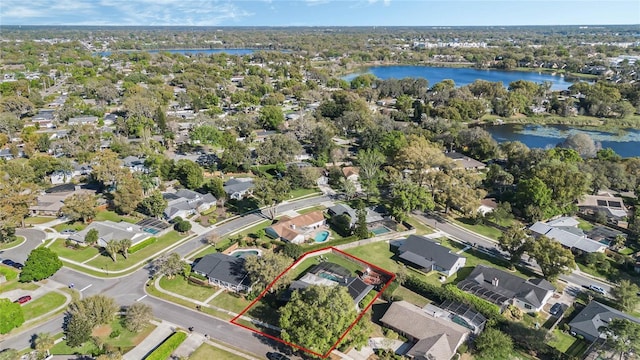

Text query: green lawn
(289, 188), (321, 199)
(190, 343), (247, 360)
(619, 247), (635, 255)
(454, 218), (502, 240)
(86, 231), (184, 271)
(233, 220), (272, 238)
(51, 316), (157, 355)
(159, 276), (215, 302)
(24, 216), (56, 225)
(50, 238), (101, 262)
(548, 329), (589, 358)
(22, 292), (67, 321)
(0, 237), (25, 250)
(405, 215), (435, 235)
(208, 291), (251, 313)
(94, 210), (139, 224)
(297, 205), (326, 215)
(146, 282), (234, 321)
(344, 241), (400, 273)
(53, 222), (87, 232)
(0, 266), (39, 292)
(394, 286), (431, 307)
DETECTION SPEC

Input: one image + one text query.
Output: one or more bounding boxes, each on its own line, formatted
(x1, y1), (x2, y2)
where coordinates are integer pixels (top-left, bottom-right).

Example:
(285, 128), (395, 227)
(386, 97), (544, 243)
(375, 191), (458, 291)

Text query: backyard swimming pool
(370, 226), (391, 235)
(229, 249), (262, 258)
(314, 230), (330, 243)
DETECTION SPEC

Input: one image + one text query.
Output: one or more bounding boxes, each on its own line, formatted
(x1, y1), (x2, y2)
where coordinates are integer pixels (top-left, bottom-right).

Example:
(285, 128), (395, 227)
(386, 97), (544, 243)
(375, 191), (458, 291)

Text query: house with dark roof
(162, 189), (217, 220)
(223, 178), (254, 200)
(569, 301), (640, 342)
(395, 235), (466, 277)
(457, 265), (555, 312)
(529, 217), (607, 253)
(327, 204), (358, 228)
(192, 253), (252, 293)
(380, 301), (470, 360)
(121, 156), (148, 173)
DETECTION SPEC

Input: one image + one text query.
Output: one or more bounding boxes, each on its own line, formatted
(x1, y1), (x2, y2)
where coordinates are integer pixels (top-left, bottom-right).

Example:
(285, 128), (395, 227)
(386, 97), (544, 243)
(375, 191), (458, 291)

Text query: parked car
(589, 285), (607, 295)
(11, 262), (24, 270)
(266, 352), (290, 360)
(60, 229), (77, 235)
(549, 303), (564, 316)
(14, 295), (32, 304)
(1, 259), (14, 266)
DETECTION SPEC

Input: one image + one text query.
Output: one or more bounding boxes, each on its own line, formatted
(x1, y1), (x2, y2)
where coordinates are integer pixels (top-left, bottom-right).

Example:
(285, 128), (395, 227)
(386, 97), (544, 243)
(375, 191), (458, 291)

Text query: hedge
(144, 331), (187, 360)
(404, 275), (502, 320)
(358, 289), (378, 309)
(128, 237), (157, 254)
(381, 280), (400, 301)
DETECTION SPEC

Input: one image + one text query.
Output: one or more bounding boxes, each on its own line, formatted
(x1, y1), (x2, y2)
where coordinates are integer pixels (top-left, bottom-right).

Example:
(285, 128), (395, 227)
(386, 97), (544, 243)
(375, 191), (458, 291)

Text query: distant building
(444, 151), (486, 171)
(577, 193), (629, 227)
(68, 116), (99, 126)
(529, 217), (607, 253)
(29, 184), (97, 216)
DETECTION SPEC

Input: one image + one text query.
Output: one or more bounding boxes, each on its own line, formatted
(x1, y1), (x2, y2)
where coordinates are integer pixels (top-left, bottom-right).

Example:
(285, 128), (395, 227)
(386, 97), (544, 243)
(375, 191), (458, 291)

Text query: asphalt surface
(0, 229), (47, 264)
(0, 195), (331, 356)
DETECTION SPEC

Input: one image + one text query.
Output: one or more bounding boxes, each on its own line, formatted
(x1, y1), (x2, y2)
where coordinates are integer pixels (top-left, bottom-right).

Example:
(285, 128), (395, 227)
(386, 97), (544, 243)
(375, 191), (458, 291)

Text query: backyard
(547, 329), (590, 358)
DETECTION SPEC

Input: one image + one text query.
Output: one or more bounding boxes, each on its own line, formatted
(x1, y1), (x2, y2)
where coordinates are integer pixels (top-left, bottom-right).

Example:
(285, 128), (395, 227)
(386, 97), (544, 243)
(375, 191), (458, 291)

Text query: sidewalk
(123, 320), (175, 360)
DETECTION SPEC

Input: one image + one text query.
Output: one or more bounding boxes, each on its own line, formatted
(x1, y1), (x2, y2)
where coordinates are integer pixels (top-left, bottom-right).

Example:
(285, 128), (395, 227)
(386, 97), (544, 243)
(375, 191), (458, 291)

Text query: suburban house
(282, 262), (374, 308)
(72, 163), (93, 178)
(68, 220), (152, 247)
(342, 166), (360, 183)
(395, 235), (467, 277)
(68, 116), (99, 126)
(444, 151), (486, 171)
(265, 210), (326, 244)
(569, 301), (640, 342)
(577, 193), (629, 227)
(529, 217), (607, 253)
(327, 204), (358, 228)
(163, 189), (217, 220)
(380, 301), (470, 360)
(191, 253), (252, 293)
(457, 265), (555, 312)
(121, 156), (148, 173)
(223, 178), (254, 200)
(29, 184), (97, 216)
(477, 198), (498, 216)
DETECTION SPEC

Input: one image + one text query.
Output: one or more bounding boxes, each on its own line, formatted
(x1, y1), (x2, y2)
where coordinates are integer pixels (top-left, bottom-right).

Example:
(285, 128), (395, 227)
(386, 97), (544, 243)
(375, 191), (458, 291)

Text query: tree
(389, 180), (434, 222)
(119, 238), (132, 259)
(0, 225), (16, 244)
(604, 318), (640, 360)
(124, 303), (153, 332)
(253, 177), (291, 220)
(244, 252), (293, 293)
(515, 177), (553, 221)
(559, 133), (598, 158)
(138, 191), (168, 218)
(60, 193), (97, 223)
(340, 177), (357, 200)
(258, 105), (284, 130)
(281, 243), (304, 260)
(255, 134), (302, 165)
(0, 298), (24, 334)
(611, 280), (640, 313)
(529, 235), (575, 281)
(474, 327), (514, 360)
(498, 226), (531, 267)
(279, 285), (358, 355)
(65, 295), (117, 347)
(173, 159), (204, 189)
(357, 149), (385, 199)
(354, 201), (369, 240)
(0, 348), (19, 360)
(105, 240), (121, 262)
(91, 150), (122, 186)
(19, 247), (63, 282)
(85, 229), (99, 246)
(34, 332), (54, 357)
(113, 172), (144, 215)
(174, 219), (192, 233)
(64, 313), (92, 347)
(206, 233), (220, 247)
(0, 112), (23, 139)
(155, 252), (185, 279)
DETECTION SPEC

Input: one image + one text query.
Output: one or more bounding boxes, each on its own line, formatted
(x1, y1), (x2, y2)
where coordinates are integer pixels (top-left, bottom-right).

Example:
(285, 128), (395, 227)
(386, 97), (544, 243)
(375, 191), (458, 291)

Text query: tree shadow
(227, 198), (260, 215)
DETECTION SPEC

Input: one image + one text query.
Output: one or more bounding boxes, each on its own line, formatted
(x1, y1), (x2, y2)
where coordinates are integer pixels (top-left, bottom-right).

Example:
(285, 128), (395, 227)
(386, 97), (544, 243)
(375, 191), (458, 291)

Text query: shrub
(381, 280), (399, 301)
(128, 237), (157, 254)
(108, 329), (120, 338)
(144, 331), (187, 360)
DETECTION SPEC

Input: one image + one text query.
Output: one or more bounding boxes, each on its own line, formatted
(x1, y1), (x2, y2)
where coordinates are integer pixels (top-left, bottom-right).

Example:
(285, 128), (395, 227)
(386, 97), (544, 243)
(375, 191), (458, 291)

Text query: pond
(344, 65), (581, 90)
(483, 123), (640, 158)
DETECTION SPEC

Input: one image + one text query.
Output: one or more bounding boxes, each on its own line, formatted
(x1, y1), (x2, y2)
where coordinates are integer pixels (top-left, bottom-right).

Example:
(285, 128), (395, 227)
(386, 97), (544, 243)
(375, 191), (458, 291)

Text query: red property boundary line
(231, 246), (395, 358)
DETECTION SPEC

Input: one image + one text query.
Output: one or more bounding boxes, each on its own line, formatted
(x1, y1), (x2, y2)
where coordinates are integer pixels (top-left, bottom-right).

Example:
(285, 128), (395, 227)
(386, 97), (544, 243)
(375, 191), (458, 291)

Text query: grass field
(297, 205), (326, 215)
(0, 266), (39, 292)
(22, 292), (67, 321)
(344, 241), (399, 273)
(547, 329), (589, 358)
(405, 215), (435, 235)
(394, 286), (431, 307)
(159, 276), (214, 302)
(86, 231), (184, 271)
(53, 222), (87, 232)
(24, 216), (56, 225)
(454, 218), (503, 240)
(50, 238), (101, 262)
(289, 188), (321, 199)
(146, 281), (233, 320)
(94, 210), (139, 224)
(190, 343), (247, 360)
(208, 291), (251, 313)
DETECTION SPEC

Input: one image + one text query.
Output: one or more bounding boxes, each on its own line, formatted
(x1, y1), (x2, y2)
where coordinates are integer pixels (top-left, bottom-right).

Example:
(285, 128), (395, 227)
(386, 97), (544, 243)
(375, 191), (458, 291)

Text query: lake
(96, 48), (257, 56)
(344, 65), (578, 90)
(483, 124), (640, 158)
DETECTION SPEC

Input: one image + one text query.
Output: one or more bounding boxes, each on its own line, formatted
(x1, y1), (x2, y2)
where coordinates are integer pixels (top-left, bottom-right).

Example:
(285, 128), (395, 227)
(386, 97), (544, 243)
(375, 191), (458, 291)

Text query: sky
(0, 0), (638, 27)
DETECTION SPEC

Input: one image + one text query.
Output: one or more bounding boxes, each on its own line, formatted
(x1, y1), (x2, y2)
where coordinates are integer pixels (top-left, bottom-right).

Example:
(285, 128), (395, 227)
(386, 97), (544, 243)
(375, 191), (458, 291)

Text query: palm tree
(119, 239), (132, 259)
(105, 240), (120, 262)
(34, 332), (54, 356)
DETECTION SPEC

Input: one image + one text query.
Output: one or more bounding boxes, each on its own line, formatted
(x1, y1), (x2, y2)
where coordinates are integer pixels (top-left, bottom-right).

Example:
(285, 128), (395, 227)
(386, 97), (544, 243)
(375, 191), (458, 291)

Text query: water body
(345, 65), (578, 90)
(96, 48), (256, 56)
(483, 124), (640, 158)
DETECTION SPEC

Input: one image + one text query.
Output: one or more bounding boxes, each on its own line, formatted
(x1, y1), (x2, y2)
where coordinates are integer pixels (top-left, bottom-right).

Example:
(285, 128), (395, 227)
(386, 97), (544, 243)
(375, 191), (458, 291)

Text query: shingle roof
(569, 301), (640, 340)
(398, 235), (465, 271)
(68, 220), (151, 246)
(328, 204), (358, 226)
(266, 210), (325, 242)
(192, 253), (251, 288)
(529, 221), (606, 253)
(162, 189), (217, 218)
(223, 178), (254, 195)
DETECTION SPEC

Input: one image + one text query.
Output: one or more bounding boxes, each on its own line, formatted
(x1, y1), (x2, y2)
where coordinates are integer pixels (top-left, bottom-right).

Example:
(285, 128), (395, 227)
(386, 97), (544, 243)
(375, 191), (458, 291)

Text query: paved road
(0, 196), (331, 355)
(416, 211), (613, 293)
(0, 229), (47, 264)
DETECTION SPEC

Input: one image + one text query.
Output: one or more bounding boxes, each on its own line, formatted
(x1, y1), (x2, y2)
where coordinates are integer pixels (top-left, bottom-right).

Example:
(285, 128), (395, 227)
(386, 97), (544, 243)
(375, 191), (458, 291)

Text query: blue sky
(1, 0), (638, 27)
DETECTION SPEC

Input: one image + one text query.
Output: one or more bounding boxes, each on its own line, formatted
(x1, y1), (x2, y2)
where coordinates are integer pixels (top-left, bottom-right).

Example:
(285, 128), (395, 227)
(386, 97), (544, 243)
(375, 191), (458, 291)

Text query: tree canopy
(19, 247), (63, 282)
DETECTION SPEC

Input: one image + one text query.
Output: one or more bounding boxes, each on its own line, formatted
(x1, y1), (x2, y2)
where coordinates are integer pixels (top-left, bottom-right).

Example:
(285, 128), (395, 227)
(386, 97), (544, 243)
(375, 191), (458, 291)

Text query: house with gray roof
(569, 301), (640, 342)
(192, 253), (252, 293)
(163, 189), (217, 220)
(68, 116), (98, 126)
(121, 156), (148, 173)
(445, 151), (486, 171)
(327, 204), (358, 228)
(457, 265), (555, 312)
(380, 301), (470, 360)
(223, 178), (254, 200)
(529, 217), (607, 253)
(68, 220), (151, 247)
(395, 235), (466, 277)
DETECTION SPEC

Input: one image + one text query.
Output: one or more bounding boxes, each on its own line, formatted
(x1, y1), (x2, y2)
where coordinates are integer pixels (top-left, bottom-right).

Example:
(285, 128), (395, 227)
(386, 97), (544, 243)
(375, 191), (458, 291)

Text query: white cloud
(305, 0), (331, 6)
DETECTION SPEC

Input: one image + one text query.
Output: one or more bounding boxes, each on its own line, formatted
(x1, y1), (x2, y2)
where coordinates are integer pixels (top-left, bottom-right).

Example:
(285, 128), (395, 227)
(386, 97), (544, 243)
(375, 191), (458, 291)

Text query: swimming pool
(314, 230), (330, 243)
(228, 249), (262, 258)
(370, 226), (391, 235)
(318, 272), (341, 282)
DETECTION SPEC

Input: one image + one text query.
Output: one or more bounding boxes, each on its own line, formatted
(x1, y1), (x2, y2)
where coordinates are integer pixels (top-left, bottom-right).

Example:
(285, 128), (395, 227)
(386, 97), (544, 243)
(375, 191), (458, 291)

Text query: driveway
(1, 228), (47, 264)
